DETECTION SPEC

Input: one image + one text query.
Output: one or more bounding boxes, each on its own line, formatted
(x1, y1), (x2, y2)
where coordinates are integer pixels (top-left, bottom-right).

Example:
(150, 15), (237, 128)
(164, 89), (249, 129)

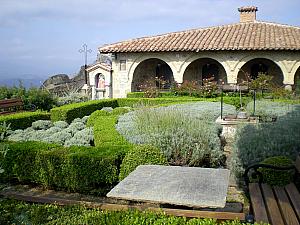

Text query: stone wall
(88, 50), (300, 98)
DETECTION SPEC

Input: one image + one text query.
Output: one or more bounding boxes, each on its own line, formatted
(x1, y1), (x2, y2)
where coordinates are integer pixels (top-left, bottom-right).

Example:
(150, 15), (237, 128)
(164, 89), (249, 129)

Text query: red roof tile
(99, 21), (300, 53)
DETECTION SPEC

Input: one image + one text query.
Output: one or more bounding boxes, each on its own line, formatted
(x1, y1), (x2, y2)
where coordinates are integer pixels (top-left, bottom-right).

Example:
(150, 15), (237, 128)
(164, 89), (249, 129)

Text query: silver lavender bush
(7, 117), (93, 147)
(117, 102), (236, 167)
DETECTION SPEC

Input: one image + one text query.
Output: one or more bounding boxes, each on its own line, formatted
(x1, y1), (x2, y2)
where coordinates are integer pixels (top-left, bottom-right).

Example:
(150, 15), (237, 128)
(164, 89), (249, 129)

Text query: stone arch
(182, 58), (227, 85)
(294, 66), (300, 93)
(128, 54), (177, 82)
(131, 58), (175, 92)
(237, 58), (284, 86)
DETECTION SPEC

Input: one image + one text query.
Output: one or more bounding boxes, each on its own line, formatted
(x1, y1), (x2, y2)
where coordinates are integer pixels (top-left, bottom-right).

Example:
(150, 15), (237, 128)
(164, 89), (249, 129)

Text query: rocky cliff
(42, 66), (87, 96)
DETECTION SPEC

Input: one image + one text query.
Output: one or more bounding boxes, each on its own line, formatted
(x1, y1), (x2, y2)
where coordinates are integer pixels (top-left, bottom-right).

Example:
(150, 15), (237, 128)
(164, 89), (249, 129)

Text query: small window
(120, 60), (126, 71)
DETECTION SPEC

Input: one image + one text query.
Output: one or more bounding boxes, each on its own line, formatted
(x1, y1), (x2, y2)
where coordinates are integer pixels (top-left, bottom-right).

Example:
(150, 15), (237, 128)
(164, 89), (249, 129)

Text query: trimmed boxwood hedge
(0, 141), (129, 193)
(0, 111), (50, 130)
(259, 156), (295, 186)
(50, 99), (118, 123)
(87, 110), (131, 147)
(119, 145), (168, 180)
(116, 97), (201, 108)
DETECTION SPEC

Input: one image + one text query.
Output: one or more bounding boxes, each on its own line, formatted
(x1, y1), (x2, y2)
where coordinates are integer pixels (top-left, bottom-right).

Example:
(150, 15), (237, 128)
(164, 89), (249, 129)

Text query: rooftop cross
(79, 44), (92, 85)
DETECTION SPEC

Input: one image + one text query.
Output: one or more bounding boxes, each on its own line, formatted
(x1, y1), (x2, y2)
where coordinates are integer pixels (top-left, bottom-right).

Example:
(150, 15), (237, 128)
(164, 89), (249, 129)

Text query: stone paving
(108, 165), (230, 208)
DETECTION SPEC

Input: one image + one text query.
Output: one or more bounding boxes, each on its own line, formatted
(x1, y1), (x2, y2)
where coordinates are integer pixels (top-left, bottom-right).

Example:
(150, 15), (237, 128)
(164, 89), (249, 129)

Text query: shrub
(53, 121), (69, 129)
(0, 143), (9, 175)
(173, 79), (218, 98)
(117, 102), (234, 167)
(101, 107), (114, 112)
(0, 121), (12, 141)
(64, 128), (94, 147)
(0, 84), (57, 111)
(126, 92), (145, 98)
(50, 99), (118, 123)
(258, 156), (295, 186)
(68, 121), (85, 131)
(116, 97), (201, 108)
(222, 96), (251, 109)
(0, 142), (129, 193)
(32, 120), (53, 130)
(231, 105), (300, 178)
(48, 131), (73, 145)
(246, 100), (298, 120)
(86, 110), (110, 127)
(119, 145), (168, 180)
(93, 115), (129, 147)
(56, 88), (89, 106)
(111, 107), (132, 116)
(7, 118), (94, 147)
(0, 141), (59, 181)
(0, 111), (50, 130)
(27, 87), (57, 111)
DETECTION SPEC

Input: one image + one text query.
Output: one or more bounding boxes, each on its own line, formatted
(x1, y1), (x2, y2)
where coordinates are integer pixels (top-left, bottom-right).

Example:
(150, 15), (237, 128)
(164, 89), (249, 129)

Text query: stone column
(91, 86), (96, 100)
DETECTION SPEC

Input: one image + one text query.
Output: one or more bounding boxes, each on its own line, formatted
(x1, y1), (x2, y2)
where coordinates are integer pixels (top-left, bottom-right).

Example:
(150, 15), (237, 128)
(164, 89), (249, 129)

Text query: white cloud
(0, 0), (299, 79)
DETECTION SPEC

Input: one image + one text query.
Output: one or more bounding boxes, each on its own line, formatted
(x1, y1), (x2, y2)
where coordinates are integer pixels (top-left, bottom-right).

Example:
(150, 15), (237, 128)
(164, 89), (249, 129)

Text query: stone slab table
(107, 165), (230, 208)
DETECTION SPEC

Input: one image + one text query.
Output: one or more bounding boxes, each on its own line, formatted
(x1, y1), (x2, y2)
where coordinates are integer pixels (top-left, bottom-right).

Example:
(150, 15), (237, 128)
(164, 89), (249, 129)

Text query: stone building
(87, 6), (300, 99)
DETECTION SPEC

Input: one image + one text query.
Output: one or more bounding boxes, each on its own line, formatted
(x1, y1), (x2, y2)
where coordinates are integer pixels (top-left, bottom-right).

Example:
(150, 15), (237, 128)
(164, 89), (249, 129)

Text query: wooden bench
(0, 98), (25, 115)
(244, 155), (300, 225)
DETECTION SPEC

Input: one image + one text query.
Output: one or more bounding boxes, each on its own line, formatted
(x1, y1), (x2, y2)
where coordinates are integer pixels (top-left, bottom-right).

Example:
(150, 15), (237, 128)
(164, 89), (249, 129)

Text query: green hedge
(0, 199), (263, 225)
(50, 97), (254, 124)
(259, 156), (295, 186)
(88, 111), (130, 147)
(119, 145), (168, 180)
(0, 141), (129, 193)
(0, 111), (50, 130)
(50, 99), (118, 123)
(127, 92), (176, 98)
(116, 97), (201, 107)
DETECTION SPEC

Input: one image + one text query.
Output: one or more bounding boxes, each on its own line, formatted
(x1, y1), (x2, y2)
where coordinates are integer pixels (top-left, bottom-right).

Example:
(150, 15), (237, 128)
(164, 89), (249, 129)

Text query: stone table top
(107, 165), (230, 208)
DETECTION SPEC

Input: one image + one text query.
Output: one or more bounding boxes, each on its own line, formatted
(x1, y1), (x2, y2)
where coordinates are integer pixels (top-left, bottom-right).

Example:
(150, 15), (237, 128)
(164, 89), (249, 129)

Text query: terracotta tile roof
(86, 62), (112, 72)
(99, 21), (300, 53)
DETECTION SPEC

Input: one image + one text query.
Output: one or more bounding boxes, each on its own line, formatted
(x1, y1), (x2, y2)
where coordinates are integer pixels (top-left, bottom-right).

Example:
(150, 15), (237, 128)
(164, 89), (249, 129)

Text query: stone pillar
(91, 86), (96, 100)
(226, 71), (238, 84)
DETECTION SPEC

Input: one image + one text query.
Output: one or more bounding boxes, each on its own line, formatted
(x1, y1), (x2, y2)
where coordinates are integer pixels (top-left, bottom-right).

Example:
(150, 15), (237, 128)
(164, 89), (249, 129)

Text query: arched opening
(183, 58), (227, 85)
(238, 58), (283, 86)
(131, 58), (174, 92)
(294, 67), (300, 94)
(95, 73), (105, 89)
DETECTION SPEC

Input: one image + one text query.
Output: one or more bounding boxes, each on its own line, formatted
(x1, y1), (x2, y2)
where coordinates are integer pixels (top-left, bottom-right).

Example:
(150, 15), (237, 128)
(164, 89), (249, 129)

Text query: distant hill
(0, 78), (42, 88)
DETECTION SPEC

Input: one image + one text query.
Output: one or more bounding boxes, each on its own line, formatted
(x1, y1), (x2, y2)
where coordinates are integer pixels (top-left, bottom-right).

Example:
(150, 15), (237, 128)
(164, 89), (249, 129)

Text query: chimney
(238, 6), (258, 23)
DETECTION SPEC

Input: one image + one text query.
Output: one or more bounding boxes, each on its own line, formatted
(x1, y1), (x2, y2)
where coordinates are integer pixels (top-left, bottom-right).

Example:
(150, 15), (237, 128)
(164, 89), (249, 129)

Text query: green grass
(0, 199), (265, 225)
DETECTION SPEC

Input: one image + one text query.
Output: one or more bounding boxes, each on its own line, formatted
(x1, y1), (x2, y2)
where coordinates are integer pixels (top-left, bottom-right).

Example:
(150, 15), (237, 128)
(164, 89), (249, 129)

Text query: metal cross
(79, 44), (92, 84)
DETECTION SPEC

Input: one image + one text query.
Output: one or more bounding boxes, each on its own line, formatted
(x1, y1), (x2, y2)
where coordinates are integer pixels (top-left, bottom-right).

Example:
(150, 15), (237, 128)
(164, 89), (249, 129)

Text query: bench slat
(285, 183), (300, 221)
(0, 98), (24, 114)
(0, 102), (23, 108)
(0, 98), (22, 104)
(249, 183), (269, 224)
(274, 186), (299, 225)
(261, 184), (285, 225)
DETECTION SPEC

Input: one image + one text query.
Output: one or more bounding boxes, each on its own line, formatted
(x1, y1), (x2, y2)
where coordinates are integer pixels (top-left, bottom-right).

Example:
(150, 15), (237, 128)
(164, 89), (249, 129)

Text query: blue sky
(0, 0), (299, 84)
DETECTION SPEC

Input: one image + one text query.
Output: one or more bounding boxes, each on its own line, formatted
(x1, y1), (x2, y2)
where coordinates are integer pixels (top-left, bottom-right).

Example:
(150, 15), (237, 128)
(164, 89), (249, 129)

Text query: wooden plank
(261, 184), (285, 225)
(249, 183), (269, 224)
(2, 192), (245, 220)
(285, 183), (300, 221)
(295, 155), (300, 173)
(274, 186), (299, 225)
(0, 102), (23, 108)
(0, 98), (22, 104)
